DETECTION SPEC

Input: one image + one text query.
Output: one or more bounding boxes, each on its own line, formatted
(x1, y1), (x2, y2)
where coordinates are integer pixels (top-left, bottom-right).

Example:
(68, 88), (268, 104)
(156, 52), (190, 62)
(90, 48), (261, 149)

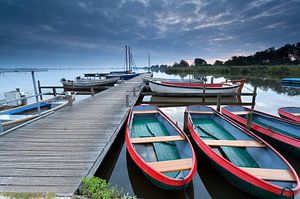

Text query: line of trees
(151, 42), (300, 69)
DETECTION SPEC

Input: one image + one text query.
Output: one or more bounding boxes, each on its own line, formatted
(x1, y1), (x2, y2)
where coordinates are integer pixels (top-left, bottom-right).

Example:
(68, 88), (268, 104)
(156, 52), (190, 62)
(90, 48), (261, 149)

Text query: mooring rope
(279, 186), (294, 199)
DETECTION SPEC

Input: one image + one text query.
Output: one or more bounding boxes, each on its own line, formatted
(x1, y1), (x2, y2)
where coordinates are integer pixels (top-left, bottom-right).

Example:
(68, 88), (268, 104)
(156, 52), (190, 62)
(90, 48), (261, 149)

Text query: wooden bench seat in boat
(231, 111), (250, 115)
(203, 140), (265, 148)
(291, 113), (300, 116)
(241, 167), (296, 182)
(131, 135), (185, 144)
(188, 111), (214, 114)
(148, 158), (192, 173)
(133, 110), (158, 114)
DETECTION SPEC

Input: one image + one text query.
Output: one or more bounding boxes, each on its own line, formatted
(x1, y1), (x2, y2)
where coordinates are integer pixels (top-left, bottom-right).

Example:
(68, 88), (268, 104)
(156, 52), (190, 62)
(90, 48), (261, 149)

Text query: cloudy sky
(0, 0), (299, 68)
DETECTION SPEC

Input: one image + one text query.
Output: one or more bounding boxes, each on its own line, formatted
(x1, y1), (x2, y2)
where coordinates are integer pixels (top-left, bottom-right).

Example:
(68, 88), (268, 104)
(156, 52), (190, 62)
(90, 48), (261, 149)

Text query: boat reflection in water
(126, 152), (195, 199)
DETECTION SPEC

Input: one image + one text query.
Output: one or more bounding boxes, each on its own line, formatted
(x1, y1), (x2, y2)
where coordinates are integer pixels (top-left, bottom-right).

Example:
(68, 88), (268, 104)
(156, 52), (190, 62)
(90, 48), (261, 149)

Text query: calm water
(97, 71), (300, 199)
(1, 69), (300, 198)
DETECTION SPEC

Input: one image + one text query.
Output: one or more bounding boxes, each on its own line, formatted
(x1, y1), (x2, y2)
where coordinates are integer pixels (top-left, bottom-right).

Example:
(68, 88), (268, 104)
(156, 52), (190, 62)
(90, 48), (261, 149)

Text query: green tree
(213, 60), (223, 66)
(194, 58), (207, 66)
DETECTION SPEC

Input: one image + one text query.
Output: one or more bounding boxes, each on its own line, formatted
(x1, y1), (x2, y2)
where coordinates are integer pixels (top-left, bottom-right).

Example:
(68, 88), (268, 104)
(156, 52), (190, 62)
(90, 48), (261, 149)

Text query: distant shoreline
(164, 65), (300, 78)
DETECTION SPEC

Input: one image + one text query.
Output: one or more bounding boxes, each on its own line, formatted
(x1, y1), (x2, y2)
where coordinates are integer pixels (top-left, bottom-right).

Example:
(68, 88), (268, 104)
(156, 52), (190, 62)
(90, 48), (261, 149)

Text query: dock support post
(67, 94), (73, 106)
(251, 86), (257, 109)
(31, 71), (41, 116)
(217, 95), (221, 111)
(126, 95), (130, 107)
(133, 87), (136, 96)
(0, 121), (3, 134)
(37, 80), (43, 100)
(246, 112), (253, 130)
(91, 87), (95, 96)
(52, 88), (57, 96)
(183, 111), (188, 132)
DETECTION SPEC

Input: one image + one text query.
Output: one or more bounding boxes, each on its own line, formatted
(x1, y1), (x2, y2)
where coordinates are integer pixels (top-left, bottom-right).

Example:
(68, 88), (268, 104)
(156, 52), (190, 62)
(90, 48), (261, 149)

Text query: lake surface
(1, 69), (299, 198)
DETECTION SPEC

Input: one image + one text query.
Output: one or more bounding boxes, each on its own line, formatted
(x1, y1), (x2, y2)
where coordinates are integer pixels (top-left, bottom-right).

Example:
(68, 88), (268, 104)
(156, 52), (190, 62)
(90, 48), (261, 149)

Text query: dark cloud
(0, 0), (299, 67)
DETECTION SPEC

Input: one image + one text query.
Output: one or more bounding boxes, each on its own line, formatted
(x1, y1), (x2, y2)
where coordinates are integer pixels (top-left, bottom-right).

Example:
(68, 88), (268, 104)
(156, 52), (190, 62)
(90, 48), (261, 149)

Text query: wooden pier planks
(0, 75), (145, 196)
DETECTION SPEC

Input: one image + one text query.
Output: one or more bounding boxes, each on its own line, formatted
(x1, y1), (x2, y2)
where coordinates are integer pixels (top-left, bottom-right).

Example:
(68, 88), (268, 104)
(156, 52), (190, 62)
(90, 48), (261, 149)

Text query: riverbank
(165, 65), (300, 78)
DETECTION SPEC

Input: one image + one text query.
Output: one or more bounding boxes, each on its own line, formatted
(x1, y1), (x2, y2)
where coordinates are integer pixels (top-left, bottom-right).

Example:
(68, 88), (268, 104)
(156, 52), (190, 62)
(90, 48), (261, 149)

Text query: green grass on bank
(165, 65), (300, 77)
(81, 177), (136, 199)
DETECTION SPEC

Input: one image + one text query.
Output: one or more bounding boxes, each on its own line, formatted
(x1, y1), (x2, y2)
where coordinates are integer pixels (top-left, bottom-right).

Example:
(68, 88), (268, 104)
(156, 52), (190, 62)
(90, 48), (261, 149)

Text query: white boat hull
(149, 81), (240, 94)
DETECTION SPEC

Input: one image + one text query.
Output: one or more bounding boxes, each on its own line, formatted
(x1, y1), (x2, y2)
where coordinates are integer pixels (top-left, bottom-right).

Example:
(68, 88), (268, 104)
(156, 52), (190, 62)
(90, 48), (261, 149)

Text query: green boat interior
(187, 105), (297, 189)
(130, 106), (193, 180)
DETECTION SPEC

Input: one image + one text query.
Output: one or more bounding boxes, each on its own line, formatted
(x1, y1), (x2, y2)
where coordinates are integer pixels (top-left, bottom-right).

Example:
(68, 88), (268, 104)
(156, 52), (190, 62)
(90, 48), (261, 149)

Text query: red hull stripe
(161, 82), (224, 88)
(126, 106), (197, 188)
(186, 108), (300, 197)
(278, 107), (300, 123)
(222, 108), (300, 148)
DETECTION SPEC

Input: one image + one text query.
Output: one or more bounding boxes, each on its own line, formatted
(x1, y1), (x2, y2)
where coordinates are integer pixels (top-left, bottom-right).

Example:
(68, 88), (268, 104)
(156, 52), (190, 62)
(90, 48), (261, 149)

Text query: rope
(279, 186), (294, 199)
(180, 176), (190, 199)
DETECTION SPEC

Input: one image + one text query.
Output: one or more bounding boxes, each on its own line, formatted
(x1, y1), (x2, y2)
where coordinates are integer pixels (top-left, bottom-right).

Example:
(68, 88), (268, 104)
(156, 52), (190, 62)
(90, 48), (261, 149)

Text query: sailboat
(106, 45), (139, 80)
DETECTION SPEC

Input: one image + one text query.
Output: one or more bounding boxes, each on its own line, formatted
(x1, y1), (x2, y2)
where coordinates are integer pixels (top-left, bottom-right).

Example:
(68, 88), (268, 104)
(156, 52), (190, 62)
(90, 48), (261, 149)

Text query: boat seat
(240, 167), (296, 182)
(231, 111), (250, 115)
(131, 135), (185, 144)
(148, 158), (192, 173)
(291, 113), (300, 116)
(189, 111), (214, 114)
(203, 140), (265, 147)
(133, 110), (158, 114)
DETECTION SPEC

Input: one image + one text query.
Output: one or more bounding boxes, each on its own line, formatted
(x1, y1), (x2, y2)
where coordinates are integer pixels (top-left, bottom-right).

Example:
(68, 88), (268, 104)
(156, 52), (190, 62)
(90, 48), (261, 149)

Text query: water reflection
(126, 152), (195, 199)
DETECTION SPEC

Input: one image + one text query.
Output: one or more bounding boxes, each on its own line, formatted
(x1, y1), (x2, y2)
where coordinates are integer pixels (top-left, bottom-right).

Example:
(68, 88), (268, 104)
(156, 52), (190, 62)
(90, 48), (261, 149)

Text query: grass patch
(0, 192), (56, 199)
(81, 177), (136, 199)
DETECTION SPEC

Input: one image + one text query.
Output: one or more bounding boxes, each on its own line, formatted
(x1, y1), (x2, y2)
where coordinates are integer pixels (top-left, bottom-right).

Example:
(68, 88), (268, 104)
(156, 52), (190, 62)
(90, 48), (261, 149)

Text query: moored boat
(0, 92), (75, 131)
(61, 77), (119, 91)
(281, 78), (300, 85)
(106, 72), (139, 80)
(148, 79), (243, 94)
(143, 77), (204, 84)
(278, 107), (300, 123)
(222, 106), (300, 158)
(126, 105), (197, 190)
(185, 105), (299, 198)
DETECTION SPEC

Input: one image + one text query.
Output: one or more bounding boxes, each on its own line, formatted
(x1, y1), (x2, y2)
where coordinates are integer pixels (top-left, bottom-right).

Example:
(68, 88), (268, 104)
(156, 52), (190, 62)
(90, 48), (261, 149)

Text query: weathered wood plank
(0, 74), (145, 195)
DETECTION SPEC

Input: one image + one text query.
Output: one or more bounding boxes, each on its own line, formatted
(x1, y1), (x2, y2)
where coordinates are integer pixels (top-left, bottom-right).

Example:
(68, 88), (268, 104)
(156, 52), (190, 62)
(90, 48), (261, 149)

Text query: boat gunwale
(222, 106), (300, 147)
(185, 106), (300, 197)
(125, 105), (197, 188)
(278, 107), (300, 123)
(148, 79), (240, 90)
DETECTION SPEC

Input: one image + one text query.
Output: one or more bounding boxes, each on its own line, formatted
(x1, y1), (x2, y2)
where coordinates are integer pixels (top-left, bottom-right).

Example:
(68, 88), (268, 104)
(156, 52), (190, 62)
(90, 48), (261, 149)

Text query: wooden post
(91, 87), (95, 96)
(0, 121), (3, 134)
(202, 82), (206, 103)
(183, 111), (188, 132)
(133, 87), (136, 96)
(52, 88), (57, 96)
(126, 95), (129, 107)
(251, 86), (257, 109)
(37, 80), (43, 100)
(67, 95), (73, 106)
(246, 112), (253, 130)
(217, 95), (221, 111)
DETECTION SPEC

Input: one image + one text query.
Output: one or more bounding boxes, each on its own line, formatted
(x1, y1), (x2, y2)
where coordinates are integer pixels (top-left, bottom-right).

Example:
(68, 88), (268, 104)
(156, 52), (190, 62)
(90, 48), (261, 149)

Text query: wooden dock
(0, 75), (145, 196)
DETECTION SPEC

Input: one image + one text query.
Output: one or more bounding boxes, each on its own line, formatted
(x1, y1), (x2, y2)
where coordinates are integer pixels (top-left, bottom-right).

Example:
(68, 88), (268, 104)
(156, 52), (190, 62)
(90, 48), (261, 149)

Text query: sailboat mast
(125, 45), (128, 71)
(148, 52), (150, 72)
(128, 46), (131, 71)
